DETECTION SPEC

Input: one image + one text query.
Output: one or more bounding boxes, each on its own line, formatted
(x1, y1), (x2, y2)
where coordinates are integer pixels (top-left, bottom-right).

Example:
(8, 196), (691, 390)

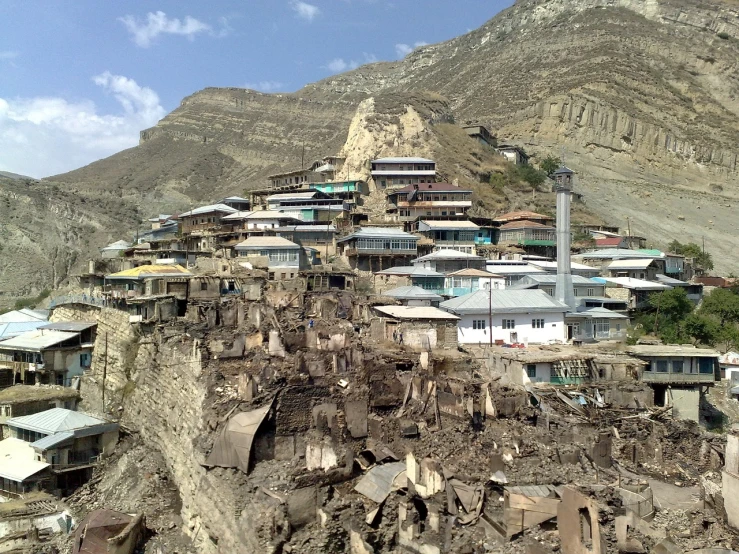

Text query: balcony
(345, 247), (417, 257)
(641, 371), (715, 384)
(0, 361), (44, 373)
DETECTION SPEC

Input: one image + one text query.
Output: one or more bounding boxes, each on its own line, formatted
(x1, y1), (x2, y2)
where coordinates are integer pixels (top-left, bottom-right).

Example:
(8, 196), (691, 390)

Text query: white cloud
(0, 72), (166, 178)
(325, 53), (377, 74)
(119, 11), (212, 47)
(244, 81), (284, 93)
(395, 41), (428, 58)
(291, 1), (320, 21)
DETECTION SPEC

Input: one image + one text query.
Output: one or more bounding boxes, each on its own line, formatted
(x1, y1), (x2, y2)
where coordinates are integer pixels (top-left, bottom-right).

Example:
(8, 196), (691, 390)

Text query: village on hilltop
(0, 126), (738, 553)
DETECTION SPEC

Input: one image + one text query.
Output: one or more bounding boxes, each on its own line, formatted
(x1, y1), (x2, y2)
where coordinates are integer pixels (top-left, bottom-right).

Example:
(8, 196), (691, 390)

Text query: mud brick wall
(276, 386), (332, 436)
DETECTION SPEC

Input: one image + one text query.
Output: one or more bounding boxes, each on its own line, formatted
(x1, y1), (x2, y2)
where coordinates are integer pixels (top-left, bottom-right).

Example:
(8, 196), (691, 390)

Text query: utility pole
(301, 142), (305, 170)
(626, 217), (632, 249)
(488, 282), (493, 347)
(102, 332), (108, 414)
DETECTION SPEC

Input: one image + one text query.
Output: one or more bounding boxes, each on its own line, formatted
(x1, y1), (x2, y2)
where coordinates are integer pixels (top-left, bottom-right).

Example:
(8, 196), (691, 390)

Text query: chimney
(554, 166), (576, 310)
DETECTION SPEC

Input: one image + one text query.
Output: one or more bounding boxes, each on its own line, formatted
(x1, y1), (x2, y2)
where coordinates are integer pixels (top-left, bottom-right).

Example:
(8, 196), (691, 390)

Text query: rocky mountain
(2, 0), (739, 308)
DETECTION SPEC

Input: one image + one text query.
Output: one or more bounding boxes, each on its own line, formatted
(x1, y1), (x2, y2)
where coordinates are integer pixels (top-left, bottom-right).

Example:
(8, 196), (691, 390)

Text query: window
(80, 353), (92, 368)
(656, 360), (669, 373)
(532, 319), (544, 329)
(699, 357), (714, 374)
(473, 320), (486, 330)
(526, 364), (537, 378)
(587, 288), (595, 296)
(200, 282), (208, 291)
(672, 360), (683, 373)
(502, 319), (516, 329)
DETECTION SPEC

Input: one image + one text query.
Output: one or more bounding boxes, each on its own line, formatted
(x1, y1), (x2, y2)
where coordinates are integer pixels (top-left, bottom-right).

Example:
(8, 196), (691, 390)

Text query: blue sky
(0, 0), (512, 178)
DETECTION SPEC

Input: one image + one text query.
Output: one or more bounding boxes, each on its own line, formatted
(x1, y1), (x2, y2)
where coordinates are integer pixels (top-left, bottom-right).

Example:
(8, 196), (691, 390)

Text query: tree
(683, 313), (721, 345)
(649, 288), (693, 324)
(701, 288), (739, 325)
(666, 240), (714, 271)
(540, 155), (560, 177)
(516, 163), (547, 188)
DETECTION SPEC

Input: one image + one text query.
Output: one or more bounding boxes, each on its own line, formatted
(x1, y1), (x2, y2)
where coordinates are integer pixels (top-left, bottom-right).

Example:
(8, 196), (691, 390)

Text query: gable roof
(100, 240), (132, 251)
(0, 321), (47, 340)
(500, 220), (553, 230)
(178, 204), (238, 218)
(337, 227), (418, 243)
(374, 266), (444, 277)
(575, 248), (664, 260)
(522, 274), (599, 285)
(7, 408), (108, 434)
(595, 237), (625, 247)
(598, 277), (672, 290)
(441, 289), (569, 315)
(417, 220), (480, 230)
(445, 268), (502, 278)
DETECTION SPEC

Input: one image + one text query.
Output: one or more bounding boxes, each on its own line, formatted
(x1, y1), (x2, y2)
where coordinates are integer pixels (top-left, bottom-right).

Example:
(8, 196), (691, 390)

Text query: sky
(0, 0), (513, 179)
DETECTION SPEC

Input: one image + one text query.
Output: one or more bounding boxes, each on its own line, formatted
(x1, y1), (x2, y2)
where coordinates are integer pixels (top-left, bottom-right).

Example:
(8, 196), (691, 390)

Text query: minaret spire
(554, 163), (576, 311)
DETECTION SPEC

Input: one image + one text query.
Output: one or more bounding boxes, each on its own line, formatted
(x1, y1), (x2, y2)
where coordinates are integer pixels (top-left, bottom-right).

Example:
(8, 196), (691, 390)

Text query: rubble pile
(33, 276), (739, 553)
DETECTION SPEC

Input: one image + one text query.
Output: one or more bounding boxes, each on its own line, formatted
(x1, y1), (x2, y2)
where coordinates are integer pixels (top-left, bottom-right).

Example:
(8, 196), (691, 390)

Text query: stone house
(412, 220), (479, 254)
(369, 305), (459, 350)
(496, 145), (529, 165)
(370, 157), (437, 190)
(234, 236), (304, 280)
(0, 385), (80, 437)
(337, 228), (419, 272)
(386, 183), (473, 222)
(601, 277), (671, 310)
(412, 250), (486, 274)
(177, 204), (238, 235)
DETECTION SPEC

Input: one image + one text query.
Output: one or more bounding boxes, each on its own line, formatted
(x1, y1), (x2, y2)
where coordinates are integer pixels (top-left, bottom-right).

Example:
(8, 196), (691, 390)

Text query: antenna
(560, 146), (566, 165)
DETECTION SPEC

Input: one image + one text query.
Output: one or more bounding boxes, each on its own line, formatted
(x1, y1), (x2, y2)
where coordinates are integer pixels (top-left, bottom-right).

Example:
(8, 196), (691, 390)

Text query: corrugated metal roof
(445, 268), (502, 278)
(414, 250), (483, 262)
(223, 196), (249, 202)
(571, 307), (629, 319)
(0, 309), (50, 323)
(178, 203), (238, 217)
(655, 274), (689, 286)
(575, 248), (663, 260)
(506, 484), (558, 497)
(100, 240), (132, 251)
(106, 264), (192, 280)
(418, 220), (480, 230)
(382, 286), (442, 301)
(0, 330), (80, 352)
(267, 191), (320, 201)
(374, 266), (444, 277)
(295, 225), (336, 232)
(371, 157), (434, 164)
(337, 227), (418, 243)
(374, 305), (459, 320)
(7, 408), (108, 434)
(483, 263), (545, 275)
(31, 431), (74, 450)
(523, 274), (598, 285)
(39, 321), (97, 332)
(0, 321), (46, 340)
(354, 461), (408, 503)
(527, 260), (599, 272)
(441, 290), (569, 315)
(235, 236), (300, 249)
(601, 277), (672, 290)
(607, 259), (654, 270)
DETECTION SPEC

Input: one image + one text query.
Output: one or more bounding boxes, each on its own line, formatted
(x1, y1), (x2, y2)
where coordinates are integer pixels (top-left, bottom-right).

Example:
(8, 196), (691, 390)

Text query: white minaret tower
(554, 165), (576, 310)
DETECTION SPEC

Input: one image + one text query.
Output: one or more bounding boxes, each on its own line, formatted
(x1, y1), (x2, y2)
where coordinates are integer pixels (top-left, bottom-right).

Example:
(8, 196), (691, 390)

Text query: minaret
(553, 165), (576, 310)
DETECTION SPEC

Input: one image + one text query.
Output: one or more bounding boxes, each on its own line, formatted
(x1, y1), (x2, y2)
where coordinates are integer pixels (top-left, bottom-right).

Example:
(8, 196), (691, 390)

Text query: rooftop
(267, 191), (323, 201)
(574, 248), (664, 260)
(390, 182), (470, 194)
(494, 211), (550, 223)
(626, 345), (720, 358)
(0, 330), (80, 352)
(606, 259), (655, 270)
(0, 309), (49, 324)
(417, 220), (480, 230)
(373, 305), (459, 320)
(106, 264), (192, 280)
(570, 307), (629, 319)
(527, 260), (600, 272)
(7, 408), (110, 434)
(596, 237), (625, 247)
(235, 236), (300, 249)
(441, 289), (569, 315)
(655, 274), (690, 286)
(371, 157), (434, 164)
(39, 321), (97, 332)
(598, 277), (672, 291)
(100, 240), (132, 251)
(337, 227), (418, 243)
(522, 274), (599, 285)
(414, 250), (483, 262)
(483, 263), (545, 275)
(382, 286), (443, 301)
(0, 321), (46, 340)
(374, 266), (444, 277)
(445, 268), (502, 278)
(0, 385), (80, 404)
(178, 203), (238, 218)
(500, 220), (553, 230)
(0, 438), (49, 482)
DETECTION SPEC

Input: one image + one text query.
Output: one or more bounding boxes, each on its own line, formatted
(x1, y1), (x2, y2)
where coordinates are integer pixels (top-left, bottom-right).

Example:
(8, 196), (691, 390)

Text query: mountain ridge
(2, 0), (739, 308)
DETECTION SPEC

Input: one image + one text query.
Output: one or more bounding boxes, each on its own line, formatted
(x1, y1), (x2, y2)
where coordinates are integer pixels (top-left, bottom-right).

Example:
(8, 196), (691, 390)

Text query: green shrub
(718, 32), (730, 40)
